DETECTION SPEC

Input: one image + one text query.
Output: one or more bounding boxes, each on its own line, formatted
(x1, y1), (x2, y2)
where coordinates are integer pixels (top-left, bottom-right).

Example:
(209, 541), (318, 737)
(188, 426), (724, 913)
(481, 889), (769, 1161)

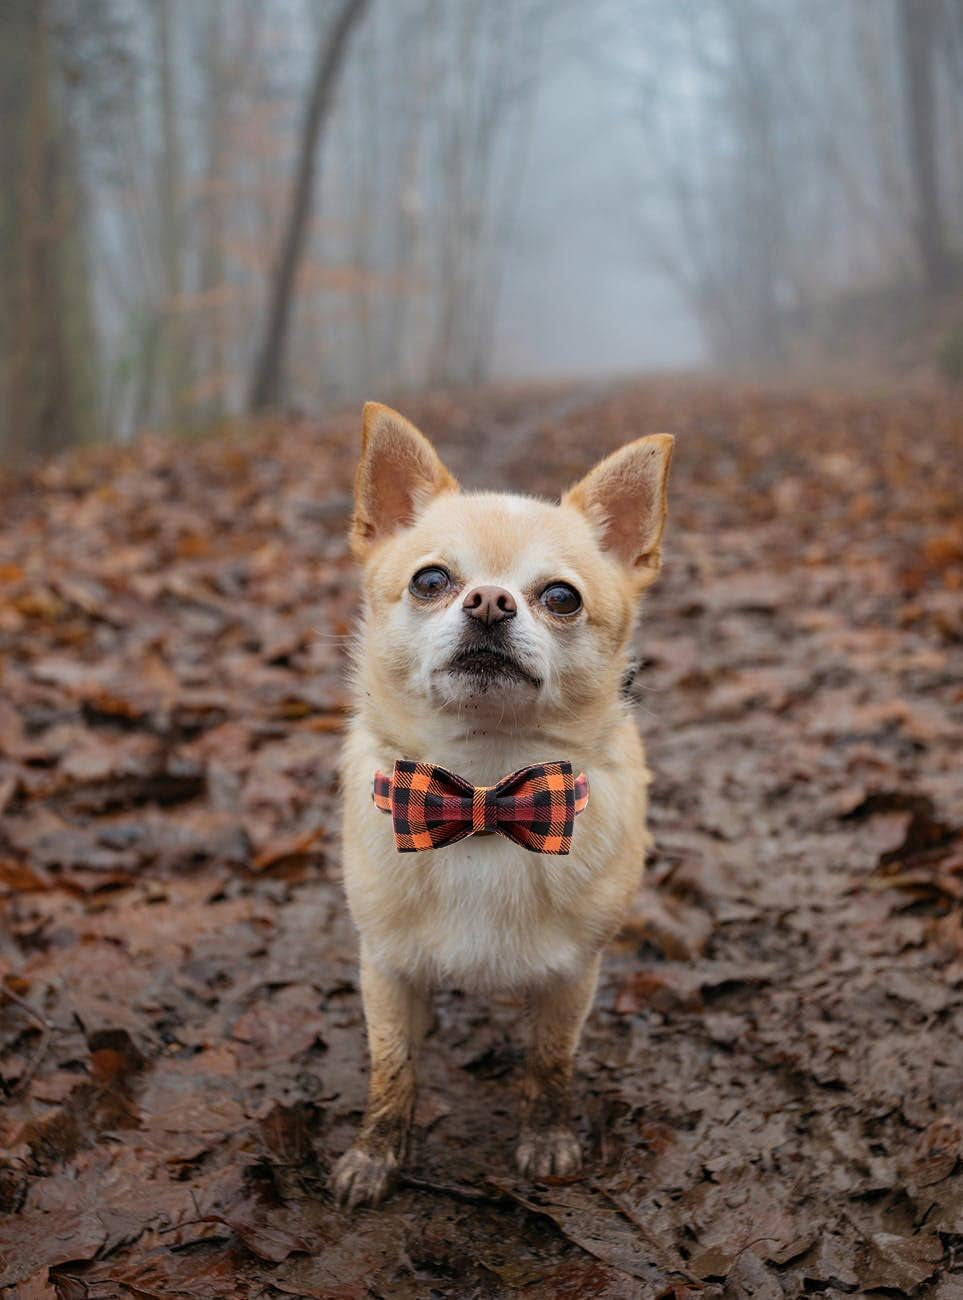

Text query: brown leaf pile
(0, 379), (961, 1298)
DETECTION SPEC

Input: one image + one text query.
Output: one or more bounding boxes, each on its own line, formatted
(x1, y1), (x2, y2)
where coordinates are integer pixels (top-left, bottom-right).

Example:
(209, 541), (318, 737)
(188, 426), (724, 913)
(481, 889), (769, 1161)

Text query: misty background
(2, 0), (962, 457)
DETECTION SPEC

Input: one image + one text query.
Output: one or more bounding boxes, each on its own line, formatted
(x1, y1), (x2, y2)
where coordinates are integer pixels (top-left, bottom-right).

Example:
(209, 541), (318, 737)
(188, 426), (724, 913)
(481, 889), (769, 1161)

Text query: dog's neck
(356, 676), (626, 786)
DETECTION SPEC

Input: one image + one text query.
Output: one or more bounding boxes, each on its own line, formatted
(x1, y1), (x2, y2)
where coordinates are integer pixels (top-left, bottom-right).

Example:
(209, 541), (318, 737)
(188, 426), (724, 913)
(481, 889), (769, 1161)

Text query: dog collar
(372, 760), (589, 855)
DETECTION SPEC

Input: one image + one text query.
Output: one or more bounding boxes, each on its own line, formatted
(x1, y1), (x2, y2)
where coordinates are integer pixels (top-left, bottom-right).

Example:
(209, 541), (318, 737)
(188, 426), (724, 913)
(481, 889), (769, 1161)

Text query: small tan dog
(332, 403), (673, 1208)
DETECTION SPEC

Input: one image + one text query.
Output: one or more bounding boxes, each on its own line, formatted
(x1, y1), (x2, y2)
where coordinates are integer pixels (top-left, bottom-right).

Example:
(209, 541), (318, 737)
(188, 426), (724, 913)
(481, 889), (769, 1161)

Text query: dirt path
(0, 380), (961, 1298)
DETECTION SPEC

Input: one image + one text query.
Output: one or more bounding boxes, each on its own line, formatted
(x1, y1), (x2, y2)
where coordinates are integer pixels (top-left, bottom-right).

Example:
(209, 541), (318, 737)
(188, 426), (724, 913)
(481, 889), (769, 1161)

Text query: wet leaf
(855, 1232), (943, 1293)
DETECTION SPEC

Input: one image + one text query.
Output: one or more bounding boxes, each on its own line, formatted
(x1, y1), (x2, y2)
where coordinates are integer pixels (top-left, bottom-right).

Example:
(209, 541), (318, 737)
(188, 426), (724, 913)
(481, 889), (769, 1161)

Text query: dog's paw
(515, 1126), (582, 1180)
(330, 1145), (399, 1209)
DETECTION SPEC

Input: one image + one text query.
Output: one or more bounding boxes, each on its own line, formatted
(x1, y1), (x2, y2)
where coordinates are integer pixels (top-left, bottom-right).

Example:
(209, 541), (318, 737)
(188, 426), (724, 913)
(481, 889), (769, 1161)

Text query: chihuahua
(332, 403), (673, 1208)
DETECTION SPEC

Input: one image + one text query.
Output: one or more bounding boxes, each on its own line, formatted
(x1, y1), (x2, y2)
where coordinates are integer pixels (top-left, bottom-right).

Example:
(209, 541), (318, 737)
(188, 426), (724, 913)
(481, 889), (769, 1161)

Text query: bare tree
(152, 0), (192, 424)
(621, 1), (795, 367)
(6, 0), (963, 447)
(248, 0), (368, 413)
(898, 0), (951, 291)
(423, 0), (547, 387)
(1, 0), (99, 458)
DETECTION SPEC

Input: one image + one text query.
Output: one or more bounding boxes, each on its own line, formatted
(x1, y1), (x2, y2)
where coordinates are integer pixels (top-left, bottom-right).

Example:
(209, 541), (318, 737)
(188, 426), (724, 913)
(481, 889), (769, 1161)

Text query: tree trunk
(3, 0), (98, 459)
(154, 0), (191, 426)
(198, 0), (229, 419)
(898, 0), (949, 292)
(248, 0), (368, 413)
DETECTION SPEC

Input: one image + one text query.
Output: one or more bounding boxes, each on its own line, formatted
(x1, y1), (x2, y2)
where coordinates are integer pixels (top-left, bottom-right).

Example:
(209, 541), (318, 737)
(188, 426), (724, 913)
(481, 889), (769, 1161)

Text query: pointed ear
(351, 403), (458, 559)
(563, 435), (674, 586)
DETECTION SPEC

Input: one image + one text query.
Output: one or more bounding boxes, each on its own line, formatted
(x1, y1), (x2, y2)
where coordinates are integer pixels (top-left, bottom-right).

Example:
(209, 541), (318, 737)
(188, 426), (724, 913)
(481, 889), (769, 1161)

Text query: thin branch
(2, 981), (53, 1096)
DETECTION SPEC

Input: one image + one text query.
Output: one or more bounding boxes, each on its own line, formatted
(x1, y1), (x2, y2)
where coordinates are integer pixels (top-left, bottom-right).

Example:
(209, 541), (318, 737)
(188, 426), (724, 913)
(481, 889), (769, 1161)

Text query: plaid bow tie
(373, 760), (589, 855)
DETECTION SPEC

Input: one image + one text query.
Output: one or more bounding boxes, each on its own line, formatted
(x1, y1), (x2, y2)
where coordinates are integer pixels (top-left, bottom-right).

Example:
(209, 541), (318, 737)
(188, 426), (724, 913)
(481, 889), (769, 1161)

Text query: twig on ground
(2, 980), (54, 1096)
(400, 1171), (505, 1203)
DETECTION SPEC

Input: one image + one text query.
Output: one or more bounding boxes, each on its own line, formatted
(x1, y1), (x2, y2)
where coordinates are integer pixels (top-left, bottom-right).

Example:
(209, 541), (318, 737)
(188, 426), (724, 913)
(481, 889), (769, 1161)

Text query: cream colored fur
(332, 403), (673, 1208)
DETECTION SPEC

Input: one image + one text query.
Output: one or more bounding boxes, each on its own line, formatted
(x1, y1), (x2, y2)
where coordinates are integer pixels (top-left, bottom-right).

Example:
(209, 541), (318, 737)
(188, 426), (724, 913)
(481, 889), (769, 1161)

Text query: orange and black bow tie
(372, 760), (590, 855)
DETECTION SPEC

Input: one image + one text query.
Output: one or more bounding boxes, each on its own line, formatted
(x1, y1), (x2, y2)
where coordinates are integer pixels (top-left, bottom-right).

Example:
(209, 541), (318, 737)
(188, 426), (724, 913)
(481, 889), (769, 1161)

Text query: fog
(494, 44), (704, 378)
(2, 0), (961, 453)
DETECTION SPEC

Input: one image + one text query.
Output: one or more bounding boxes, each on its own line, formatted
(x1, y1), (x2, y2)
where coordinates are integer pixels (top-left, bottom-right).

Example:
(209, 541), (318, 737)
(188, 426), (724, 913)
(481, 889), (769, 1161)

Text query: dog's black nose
(462, 585), (517, 625)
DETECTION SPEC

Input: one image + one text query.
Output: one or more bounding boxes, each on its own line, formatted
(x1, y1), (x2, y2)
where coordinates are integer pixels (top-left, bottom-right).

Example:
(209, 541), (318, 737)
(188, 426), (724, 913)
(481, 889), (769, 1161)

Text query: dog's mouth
(446, 645), (541, 688)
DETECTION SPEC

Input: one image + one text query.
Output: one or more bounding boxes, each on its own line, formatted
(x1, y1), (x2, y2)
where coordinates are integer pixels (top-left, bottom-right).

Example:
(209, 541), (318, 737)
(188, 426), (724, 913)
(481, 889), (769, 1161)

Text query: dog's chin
(441, 646), (542, 697)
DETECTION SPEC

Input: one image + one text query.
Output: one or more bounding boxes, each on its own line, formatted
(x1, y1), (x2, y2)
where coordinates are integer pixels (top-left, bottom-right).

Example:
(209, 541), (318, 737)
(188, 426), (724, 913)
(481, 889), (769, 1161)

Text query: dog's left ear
(351, 403), (458, 559)
(563, 435), (674, 587)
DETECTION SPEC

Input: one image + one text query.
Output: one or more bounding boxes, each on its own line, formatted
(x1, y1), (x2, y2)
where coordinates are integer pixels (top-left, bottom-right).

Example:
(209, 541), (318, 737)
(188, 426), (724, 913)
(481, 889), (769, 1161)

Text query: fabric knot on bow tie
(372, 760), (590, 855)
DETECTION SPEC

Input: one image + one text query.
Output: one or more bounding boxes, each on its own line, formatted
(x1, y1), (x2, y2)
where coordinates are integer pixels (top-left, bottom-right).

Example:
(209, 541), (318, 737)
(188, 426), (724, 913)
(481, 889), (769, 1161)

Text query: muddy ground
(0, 380), (961, 1298)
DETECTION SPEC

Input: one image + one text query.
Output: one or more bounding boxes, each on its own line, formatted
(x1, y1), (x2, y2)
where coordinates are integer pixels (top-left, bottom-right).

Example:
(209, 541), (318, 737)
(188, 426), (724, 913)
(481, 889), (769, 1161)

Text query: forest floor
(0, 378), (961, 1300)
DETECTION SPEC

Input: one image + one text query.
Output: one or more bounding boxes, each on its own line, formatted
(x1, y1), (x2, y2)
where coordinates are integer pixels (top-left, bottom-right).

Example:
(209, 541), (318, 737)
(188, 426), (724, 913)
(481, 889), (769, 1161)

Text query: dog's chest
(342, 724), (635, 991)
(378, 831), (585, 989)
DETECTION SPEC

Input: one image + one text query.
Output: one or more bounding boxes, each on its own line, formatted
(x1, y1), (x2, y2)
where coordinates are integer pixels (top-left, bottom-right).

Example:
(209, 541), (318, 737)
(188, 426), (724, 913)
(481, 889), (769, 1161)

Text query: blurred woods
(1, 0), (962, 458)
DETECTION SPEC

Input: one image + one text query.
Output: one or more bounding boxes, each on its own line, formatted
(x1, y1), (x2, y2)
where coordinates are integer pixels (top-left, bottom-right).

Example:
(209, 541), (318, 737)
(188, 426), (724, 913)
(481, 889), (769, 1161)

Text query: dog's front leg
(516, 954), (600, 1179)
(331, 948), (429, 1208)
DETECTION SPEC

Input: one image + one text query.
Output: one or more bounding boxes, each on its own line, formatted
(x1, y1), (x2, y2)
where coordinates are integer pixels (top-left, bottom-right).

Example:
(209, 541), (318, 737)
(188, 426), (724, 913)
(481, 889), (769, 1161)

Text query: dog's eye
(539, 582), (582, 616)
(409, 566), (452, 600)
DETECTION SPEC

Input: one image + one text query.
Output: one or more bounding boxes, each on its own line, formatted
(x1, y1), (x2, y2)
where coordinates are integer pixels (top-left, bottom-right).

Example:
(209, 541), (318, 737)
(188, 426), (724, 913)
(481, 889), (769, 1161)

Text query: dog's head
(350, 403), (673, 727)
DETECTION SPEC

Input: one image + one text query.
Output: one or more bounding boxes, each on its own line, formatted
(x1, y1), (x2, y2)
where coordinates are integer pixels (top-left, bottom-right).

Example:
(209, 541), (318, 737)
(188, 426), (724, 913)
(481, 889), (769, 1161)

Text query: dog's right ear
(351, 403), (458, 559)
